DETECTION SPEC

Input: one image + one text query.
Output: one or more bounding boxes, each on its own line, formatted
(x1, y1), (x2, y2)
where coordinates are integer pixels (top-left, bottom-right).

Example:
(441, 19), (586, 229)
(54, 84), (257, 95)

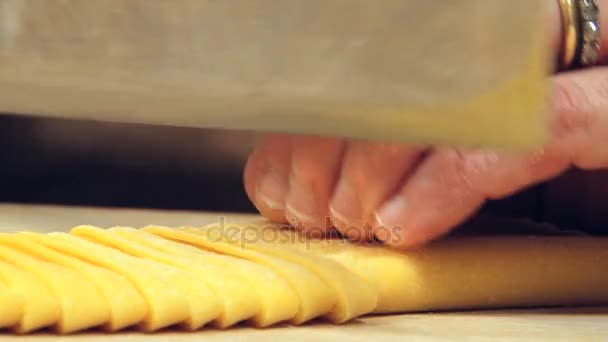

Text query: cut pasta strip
(0, 279), (23, 329)
(143, 225), (335, 325)
(13, 232), (147, 332)
(70, 225), (258, 328)
(31, 231), (214, 332)
(0, 236), (109, 334)
(108, 226), (298, 327)
(183, 224), (378, 323)
(0, 260), (59, 333)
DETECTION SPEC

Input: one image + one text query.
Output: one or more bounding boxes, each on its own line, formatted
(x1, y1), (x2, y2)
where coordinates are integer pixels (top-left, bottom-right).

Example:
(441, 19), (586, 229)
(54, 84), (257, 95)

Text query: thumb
(374, 66), (608, 249)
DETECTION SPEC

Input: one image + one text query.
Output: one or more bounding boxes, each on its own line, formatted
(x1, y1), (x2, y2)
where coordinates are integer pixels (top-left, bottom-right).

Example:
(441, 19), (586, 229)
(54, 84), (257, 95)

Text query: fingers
(243, 134), (292, 223)
(373, 147), (570, 248)
(374, 67), (608, 249)
(243, 134), (345, 232)
(551, 68), (608, 168)
(284, 136), (345, 231)
(244, 134), (426, 238)
(245, 6), (608, 247)
(329, 142), (426, 241)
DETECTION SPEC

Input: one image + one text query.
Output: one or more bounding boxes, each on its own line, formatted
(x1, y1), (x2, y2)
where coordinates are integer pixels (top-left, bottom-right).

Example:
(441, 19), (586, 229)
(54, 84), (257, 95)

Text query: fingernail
(329, 179), (362, 227)
(374, 195), (408, 244)
(256, 170), (287, 210)
(285, 178), (321, 226)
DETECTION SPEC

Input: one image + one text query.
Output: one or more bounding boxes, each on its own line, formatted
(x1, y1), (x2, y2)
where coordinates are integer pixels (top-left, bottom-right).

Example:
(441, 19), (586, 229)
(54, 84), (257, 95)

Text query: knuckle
(552, 75), (604, 138)
(549, 73), (608, 169)
(441, 149), (486, 198)
(445, 148), (494, 199)
(553, 77), (588, 115)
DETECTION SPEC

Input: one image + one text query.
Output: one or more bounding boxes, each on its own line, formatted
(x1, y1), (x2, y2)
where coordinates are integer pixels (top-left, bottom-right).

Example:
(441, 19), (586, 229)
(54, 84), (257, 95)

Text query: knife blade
(0, 0), (552, 149)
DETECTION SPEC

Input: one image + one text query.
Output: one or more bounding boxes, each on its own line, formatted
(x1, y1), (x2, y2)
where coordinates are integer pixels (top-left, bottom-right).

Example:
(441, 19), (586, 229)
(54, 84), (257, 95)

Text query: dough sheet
(0, 221), (605, 334)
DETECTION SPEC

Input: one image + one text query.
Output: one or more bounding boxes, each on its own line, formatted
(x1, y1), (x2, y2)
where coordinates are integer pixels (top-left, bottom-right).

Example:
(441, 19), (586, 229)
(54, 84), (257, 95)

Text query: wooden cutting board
(0, 203), (605, 341)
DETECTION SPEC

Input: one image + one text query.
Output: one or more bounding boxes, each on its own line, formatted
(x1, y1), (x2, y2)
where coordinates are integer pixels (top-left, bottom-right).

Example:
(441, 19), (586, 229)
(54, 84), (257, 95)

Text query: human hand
(243, 0), (608, 248)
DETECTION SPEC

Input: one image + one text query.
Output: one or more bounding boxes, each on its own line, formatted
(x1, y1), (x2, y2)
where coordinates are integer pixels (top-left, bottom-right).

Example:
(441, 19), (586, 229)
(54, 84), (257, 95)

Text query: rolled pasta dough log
(226, 224), (608, 312)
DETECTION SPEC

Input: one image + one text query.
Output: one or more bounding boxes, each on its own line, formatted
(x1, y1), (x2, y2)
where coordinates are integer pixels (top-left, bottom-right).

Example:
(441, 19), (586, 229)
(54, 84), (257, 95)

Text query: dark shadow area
(0, 113), (257, 213)
(0, 113), (606, 236)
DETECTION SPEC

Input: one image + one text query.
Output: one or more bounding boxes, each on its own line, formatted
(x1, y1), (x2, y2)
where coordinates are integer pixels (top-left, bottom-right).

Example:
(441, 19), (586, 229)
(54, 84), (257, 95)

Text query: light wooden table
(0, 204), (606, 341)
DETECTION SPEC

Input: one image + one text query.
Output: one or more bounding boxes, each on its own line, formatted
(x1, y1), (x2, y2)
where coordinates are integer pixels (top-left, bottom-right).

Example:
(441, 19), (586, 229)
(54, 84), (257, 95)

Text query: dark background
(0, 112), (606, 235)
(0, 113), (258, 213)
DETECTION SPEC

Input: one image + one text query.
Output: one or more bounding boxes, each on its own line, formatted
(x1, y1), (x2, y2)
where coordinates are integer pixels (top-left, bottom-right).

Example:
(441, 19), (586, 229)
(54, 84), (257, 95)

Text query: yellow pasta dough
(0, 279), (23, 329)
(0, 260), (59, 333)
(107, 226), (299, 327)
(70, 225), (259, 328)
(11, 232), (148, 332)
(204, 222), (608, 312)
(179, 225), (378, 323)
(33, 231), (220, 332)
(0, 236), (110, 334)
(144, 225), (337, 325)
(0, 219), (607, 336)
